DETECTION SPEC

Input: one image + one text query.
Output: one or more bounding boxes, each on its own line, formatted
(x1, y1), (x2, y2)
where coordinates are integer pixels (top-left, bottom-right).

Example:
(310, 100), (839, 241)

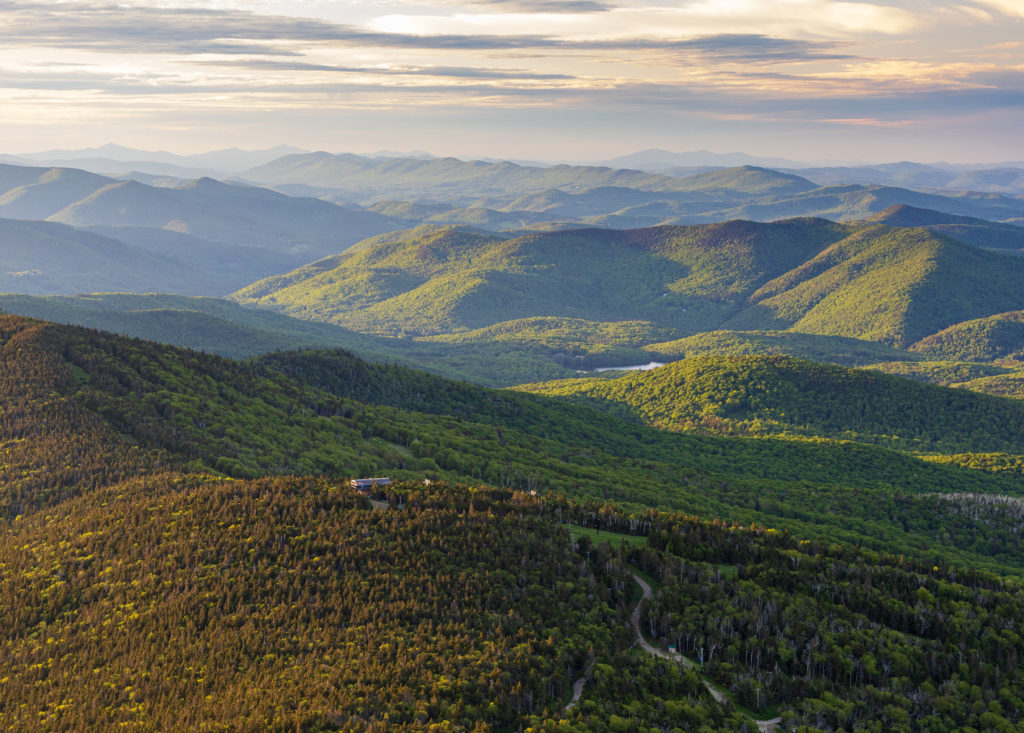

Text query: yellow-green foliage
(0, 478), (633, 731)
(731, 226), (1024, 345)
(519, 354), (1024, 455)
(863, 360), (1011, 385)
(912, 310), (1024, 362)
(230, 220), (1024, 358)
(230, 220), (854, 337)
(648, 329), (920, 366)
(8, 313), (1024, 574)
(954, 371), (1024, 399)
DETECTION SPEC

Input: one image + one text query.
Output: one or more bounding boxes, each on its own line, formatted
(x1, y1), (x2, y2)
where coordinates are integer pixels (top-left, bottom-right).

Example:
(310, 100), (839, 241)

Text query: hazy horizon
(6, 141), (1024, 171)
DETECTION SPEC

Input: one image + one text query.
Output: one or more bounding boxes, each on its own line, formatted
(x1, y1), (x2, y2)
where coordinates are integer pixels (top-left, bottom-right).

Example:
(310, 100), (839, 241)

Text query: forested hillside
(631, 510), (1024, 731)
(5, 476), (1024, 731)
(0, 293), (612, 385)
(232, 219), (1024, 350)
(5, 311), (1024, 729)
(646, 329), (922, 366)
(519, 354), (1024, 453)
(0, 478), (655, 731)
(912, 310), (1024, 363)
(4, 314), (1024, 574)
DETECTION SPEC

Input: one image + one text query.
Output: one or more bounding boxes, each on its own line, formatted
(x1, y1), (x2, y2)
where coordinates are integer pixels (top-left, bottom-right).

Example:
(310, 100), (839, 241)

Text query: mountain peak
(866, 203), (973, 227)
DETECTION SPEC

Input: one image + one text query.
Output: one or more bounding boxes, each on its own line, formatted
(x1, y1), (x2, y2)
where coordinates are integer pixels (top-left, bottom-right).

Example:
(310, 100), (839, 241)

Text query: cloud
(205, 59), (575, 80)
(370, 0), (921, 41)
(469, 0), (613, 12)
(668, 34), (853, 63)
(0, 1), (855, 65)
(971, 0), (1024, 17)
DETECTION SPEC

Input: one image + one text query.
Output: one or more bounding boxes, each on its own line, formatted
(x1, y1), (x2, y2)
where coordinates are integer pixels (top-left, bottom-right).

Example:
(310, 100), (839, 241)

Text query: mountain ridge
(232, 218), (1024, 349)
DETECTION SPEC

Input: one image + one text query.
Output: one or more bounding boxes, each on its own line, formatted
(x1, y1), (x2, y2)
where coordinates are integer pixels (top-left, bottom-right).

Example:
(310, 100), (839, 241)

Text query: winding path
(629, 572), (782, 733)
(564, 570), (782, 731)
(563, 673), (589, 712)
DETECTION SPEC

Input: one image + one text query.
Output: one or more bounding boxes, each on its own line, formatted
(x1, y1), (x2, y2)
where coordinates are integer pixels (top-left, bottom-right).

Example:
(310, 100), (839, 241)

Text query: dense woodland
(0, 478), (641, 731)
(231, 219), (1024, 351)
(519, 354), (1024, 454)
(6, 312), (1024, 729)
(629, 511), (1024, 731)
(6, 314), (1024, 576)
(4, 476), (1024, 731)
(5, 152), (1024, 731)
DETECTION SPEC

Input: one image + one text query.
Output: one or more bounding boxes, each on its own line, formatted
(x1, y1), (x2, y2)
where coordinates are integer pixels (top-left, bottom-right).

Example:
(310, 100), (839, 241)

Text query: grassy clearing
(715, 563), (739, 579)
(566, 524), (648, 549)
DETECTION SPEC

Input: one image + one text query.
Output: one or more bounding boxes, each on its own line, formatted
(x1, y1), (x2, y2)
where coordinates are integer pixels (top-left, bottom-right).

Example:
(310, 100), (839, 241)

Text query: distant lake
(593, 361), (665, 373)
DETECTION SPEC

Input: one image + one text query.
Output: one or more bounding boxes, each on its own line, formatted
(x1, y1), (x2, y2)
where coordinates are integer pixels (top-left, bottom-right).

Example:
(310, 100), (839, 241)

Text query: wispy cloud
(972, 0), (1024, 18)
(468, 0), (613, 12)
(668, 34), (853, 63)
(0, 2), (852, 61)
(0, 3), (550, 52)
(204, 59), (576, 80)
(370, 0), (921, 40)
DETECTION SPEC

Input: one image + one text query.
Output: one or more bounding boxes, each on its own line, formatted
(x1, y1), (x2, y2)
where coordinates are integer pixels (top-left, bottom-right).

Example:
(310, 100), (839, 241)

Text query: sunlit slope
(0, 477), (643, 731)
(726, 225), (1024, 345)
(911, 310), (1024, 362)
(518, 354), (1024, 454)
(645, 329), (923, 366)
(234, 219), (1024, 350)
(5, 477), (1024, 730)
(862, 359), (1012, 385)
(7, 313), (1024, 572)
(232, 219), (855, 336)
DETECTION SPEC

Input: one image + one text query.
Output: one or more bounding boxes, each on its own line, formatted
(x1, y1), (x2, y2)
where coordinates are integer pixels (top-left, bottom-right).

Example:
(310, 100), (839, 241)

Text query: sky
(1, 0), (1023, 163)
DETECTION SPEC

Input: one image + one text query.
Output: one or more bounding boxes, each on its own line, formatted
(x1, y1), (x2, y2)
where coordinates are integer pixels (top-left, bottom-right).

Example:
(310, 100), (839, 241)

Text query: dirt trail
(563, 570), (783, 731)
(629, 572), (782, 732)
(563, 674), (589, 712)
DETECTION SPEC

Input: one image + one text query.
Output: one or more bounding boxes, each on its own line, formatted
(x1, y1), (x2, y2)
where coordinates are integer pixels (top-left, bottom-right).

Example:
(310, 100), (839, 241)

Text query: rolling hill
(0, 292), (621, 385)
(232, 219), (1024, 349)
(7, 146), (1024, 731)
(242, 151), (696, 202)
(0, 218), (224, 295)
(82, 225), (302, 293)
(0, 162), (410, 266)
(861, 359), (1012, 386)
(911, 310), (1024, 362)
(5, 313), (1024, 728)
(489, 183), (1024, 232)
(724, 224), (1024, 345)
(517, 354), (1024, 454)
(230, 219), (851, 336)
(867, 203), (1024, 251)
(645, 329), (925, 366)
(241, 153), (1024, 225)
(4, 312), (1024, 572)
(784, 161), (1024, 195)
